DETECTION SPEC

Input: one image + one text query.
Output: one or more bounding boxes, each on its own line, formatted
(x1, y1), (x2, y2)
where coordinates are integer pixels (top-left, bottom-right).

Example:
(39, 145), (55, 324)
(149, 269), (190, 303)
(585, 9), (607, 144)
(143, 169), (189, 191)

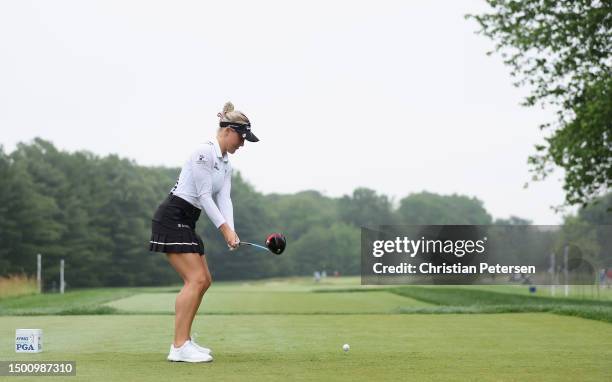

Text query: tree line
(0, 139), (609, 288)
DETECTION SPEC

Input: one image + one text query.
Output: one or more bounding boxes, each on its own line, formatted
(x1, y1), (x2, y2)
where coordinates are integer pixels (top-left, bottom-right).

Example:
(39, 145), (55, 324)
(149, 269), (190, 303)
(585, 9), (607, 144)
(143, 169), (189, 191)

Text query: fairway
(1, 313), (611, 381)
(105, 291), (431, 314)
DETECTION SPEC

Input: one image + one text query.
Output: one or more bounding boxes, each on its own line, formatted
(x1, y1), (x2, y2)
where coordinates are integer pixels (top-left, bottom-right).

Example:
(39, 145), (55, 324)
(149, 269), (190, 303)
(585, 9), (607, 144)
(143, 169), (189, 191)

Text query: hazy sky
(0, 0), (573, 224)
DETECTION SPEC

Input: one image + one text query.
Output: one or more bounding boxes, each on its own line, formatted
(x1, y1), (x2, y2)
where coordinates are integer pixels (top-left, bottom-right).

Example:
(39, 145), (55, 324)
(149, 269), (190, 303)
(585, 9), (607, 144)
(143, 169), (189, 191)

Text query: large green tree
(468, 0), (611, 209)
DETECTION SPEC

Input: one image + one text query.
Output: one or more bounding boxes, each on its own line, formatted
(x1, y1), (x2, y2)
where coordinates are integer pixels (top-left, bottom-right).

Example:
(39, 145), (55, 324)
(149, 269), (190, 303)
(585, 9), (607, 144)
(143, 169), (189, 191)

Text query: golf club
(235, 233), (287, 255)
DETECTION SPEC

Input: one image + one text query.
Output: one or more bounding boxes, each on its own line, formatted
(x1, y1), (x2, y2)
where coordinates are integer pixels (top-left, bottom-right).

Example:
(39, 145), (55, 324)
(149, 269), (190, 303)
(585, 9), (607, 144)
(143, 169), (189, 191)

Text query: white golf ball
(342, 344), (350, 352)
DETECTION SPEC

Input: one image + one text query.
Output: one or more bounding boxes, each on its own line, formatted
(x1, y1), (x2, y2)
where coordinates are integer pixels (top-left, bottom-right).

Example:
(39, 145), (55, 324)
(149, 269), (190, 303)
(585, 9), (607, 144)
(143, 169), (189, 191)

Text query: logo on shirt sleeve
(196, 154), (208, 164)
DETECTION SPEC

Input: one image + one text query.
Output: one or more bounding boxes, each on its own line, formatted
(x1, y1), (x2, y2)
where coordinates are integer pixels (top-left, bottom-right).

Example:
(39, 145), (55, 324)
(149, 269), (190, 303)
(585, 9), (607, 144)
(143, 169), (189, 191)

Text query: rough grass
(388, 286), (612, 323)
(0, 274), (38, 299)
(466, 284), (612, 301)
(0, 288), (137, 315)
(390, 286), (612, 307)
(0, 285), (188, 316)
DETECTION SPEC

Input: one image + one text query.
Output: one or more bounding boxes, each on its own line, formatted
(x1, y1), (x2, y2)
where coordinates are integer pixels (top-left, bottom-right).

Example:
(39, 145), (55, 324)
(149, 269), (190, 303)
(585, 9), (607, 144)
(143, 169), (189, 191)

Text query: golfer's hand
(227, 232), (240, 250)
(220, 224), (240, 249)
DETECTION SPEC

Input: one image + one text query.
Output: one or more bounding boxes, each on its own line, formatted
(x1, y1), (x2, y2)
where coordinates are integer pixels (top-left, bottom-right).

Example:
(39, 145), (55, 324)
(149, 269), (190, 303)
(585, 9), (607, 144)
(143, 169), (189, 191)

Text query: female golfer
(149, 101), (259, 363)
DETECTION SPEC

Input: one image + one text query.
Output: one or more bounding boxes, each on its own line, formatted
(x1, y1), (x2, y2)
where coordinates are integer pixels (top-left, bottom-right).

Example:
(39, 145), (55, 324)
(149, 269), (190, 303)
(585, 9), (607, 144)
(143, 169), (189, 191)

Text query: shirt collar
(211, 139), (229, 163)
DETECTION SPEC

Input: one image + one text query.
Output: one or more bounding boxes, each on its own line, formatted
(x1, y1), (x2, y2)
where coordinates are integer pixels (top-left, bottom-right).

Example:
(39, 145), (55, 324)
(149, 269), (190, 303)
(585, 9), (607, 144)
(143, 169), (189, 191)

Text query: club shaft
(240, 242), (270, 252)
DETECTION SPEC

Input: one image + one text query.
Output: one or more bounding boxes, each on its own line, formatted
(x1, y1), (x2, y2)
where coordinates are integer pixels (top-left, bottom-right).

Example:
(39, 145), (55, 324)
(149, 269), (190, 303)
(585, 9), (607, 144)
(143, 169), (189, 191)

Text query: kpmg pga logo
(15, 329), (42, 353)
(16, 336), (34, 351)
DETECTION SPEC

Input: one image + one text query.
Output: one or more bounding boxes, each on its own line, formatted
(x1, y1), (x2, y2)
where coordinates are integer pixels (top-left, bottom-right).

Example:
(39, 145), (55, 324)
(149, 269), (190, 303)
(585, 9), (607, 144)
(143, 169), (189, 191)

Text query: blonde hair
(218, 101), (249, 125)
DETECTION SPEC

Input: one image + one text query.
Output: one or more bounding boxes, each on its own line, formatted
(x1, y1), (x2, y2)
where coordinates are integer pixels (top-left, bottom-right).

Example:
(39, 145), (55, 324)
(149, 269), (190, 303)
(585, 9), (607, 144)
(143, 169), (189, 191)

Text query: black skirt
(149, 194), (205, 255)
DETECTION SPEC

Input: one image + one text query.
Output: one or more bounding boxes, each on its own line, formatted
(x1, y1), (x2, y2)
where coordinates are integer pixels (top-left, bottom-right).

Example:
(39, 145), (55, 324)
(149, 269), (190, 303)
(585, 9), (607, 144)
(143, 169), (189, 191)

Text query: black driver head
(266, 233), (287, 255)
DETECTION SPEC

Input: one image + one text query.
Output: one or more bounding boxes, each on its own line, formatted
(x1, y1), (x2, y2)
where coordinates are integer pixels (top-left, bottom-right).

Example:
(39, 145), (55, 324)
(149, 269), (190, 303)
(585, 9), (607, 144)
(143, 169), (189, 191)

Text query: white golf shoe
(190, 339), (212, 355)
(167, 340), (213, 363)
(190, 334), (212, 355)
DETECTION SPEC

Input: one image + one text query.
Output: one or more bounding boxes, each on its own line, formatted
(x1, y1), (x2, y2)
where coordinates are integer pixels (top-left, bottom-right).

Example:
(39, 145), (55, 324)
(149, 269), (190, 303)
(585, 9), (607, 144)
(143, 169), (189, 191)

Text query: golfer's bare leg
(166, 253), (211, 347)
(186, 255), (212, 337)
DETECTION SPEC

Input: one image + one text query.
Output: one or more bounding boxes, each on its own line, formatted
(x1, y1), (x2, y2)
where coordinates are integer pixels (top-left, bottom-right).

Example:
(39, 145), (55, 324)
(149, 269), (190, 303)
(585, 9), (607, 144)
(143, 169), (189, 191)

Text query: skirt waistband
(167, 193), (201, 221)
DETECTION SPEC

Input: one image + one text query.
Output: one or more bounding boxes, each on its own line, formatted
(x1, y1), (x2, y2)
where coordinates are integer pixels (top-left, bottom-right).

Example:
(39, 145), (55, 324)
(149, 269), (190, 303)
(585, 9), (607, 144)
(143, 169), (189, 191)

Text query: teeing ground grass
(1, 277), (611, 381)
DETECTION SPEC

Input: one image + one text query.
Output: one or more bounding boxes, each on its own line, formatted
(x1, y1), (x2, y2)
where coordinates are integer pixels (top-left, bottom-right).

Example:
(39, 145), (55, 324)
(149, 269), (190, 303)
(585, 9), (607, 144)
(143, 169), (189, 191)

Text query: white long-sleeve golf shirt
(171, 139), (234, 230)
